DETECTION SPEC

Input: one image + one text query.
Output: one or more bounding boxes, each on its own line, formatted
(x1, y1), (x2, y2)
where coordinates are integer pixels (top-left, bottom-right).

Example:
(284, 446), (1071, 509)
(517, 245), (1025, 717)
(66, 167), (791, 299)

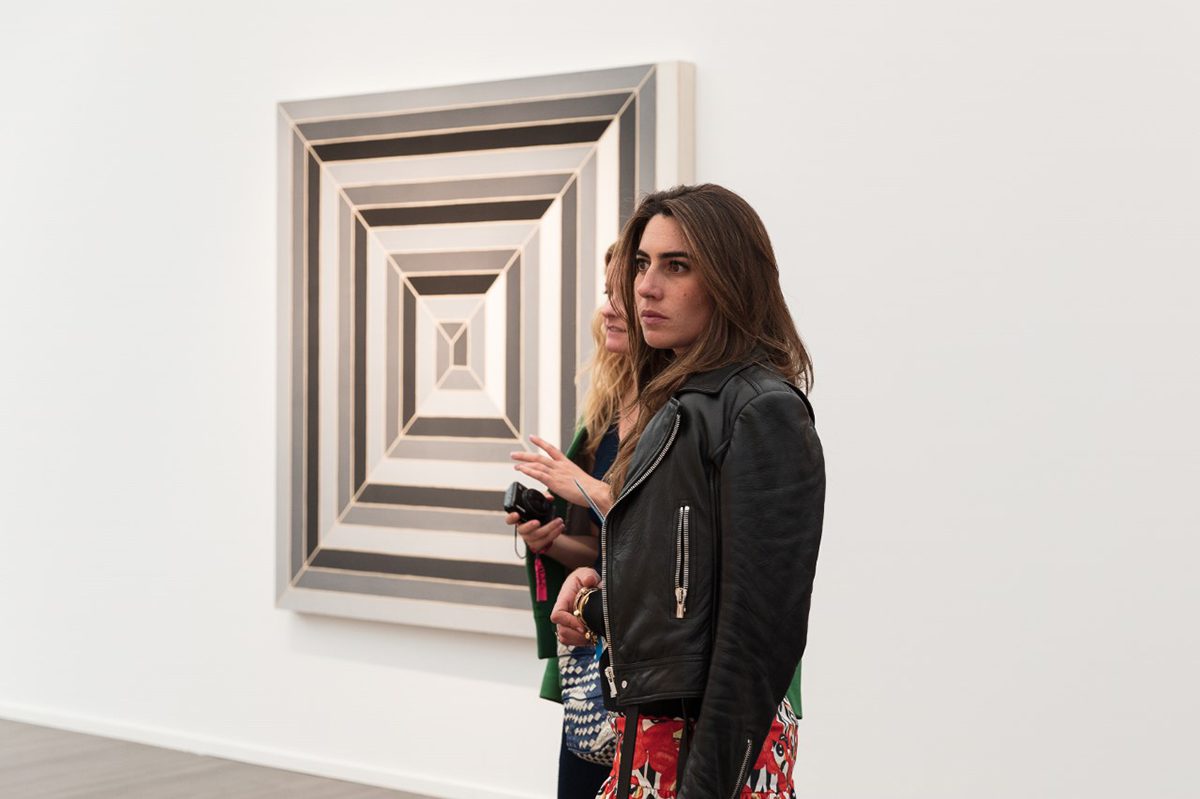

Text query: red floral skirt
(597, 698), (798, 799)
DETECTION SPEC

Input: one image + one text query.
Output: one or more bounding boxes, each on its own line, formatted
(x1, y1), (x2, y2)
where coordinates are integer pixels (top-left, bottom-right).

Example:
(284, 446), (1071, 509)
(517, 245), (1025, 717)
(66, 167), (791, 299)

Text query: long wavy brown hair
(606, 184), (813, 495)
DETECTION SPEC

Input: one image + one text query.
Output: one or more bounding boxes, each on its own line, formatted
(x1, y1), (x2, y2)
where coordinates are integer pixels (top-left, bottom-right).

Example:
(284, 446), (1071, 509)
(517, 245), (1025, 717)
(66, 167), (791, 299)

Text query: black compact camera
(503, 481), (554, 525)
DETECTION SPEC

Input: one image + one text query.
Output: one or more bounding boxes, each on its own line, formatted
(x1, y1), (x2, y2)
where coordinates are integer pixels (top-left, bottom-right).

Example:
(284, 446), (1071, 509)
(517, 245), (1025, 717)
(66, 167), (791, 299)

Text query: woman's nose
(636, 270), (661, 298)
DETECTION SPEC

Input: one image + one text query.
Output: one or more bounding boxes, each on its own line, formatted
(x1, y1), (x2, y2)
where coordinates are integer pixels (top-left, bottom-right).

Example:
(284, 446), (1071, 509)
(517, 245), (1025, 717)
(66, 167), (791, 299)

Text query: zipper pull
(605, 665), (619, 696)
(675, 587), (687, 618)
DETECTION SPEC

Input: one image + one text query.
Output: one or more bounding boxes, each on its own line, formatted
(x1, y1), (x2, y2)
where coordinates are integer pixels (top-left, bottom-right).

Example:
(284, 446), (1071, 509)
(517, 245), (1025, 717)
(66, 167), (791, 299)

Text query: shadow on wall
(284, 611), (542, 689)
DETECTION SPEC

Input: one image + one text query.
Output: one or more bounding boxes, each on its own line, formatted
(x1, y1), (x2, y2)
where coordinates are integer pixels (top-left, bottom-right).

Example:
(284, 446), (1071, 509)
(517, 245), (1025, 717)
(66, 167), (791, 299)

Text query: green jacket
(524, 428), (804, 717)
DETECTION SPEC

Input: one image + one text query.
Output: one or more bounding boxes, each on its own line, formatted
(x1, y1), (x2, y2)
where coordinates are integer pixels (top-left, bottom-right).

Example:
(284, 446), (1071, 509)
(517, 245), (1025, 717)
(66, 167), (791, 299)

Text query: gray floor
(0, 719), (427, 799)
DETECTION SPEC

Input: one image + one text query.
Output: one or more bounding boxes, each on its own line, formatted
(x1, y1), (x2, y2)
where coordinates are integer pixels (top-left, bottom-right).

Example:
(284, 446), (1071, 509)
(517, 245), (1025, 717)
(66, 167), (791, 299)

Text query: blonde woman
(507, 249), (638, 798)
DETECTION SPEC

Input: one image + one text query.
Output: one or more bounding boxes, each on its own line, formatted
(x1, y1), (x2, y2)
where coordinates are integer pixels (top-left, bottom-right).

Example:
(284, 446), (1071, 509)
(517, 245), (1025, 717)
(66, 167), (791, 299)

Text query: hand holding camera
(504, 481), (564, 553)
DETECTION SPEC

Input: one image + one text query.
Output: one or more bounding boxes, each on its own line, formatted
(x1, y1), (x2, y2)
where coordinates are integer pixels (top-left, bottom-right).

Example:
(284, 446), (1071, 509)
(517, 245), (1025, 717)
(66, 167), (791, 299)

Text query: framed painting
(276, 63), (694, 636)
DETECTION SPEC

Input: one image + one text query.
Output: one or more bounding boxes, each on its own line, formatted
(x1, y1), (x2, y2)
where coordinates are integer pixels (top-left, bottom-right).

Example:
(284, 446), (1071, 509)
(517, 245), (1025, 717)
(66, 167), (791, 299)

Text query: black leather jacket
(599, 362), (825, 799)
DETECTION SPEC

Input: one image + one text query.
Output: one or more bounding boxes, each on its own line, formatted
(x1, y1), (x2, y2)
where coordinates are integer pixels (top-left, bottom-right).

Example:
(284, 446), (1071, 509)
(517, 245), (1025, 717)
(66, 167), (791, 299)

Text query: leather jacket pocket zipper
(674, 503), (691, 618)
(731, 738), (754, 799)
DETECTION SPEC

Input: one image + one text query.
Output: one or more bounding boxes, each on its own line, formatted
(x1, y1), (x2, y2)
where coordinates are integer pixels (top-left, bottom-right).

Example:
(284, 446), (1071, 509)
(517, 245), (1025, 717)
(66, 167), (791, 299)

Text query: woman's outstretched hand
(511, 436), (612, 512)
(550, 567), (601, 647)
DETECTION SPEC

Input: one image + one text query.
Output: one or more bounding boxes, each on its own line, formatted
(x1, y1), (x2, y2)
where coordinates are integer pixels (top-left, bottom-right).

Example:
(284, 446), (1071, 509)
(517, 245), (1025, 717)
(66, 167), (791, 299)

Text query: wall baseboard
(0, 701), (543, 799)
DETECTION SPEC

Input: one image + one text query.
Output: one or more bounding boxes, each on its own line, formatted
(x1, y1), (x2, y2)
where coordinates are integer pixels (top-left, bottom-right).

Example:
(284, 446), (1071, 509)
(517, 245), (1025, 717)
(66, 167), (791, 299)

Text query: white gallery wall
(1, 2), (1197, 797)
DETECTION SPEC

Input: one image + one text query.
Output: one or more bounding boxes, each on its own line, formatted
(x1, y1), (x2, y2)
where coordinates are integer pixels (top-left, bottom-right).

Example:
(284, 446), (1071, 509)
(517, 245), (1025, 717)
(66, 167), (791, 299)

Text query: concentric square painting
(276, 64), (694, 636)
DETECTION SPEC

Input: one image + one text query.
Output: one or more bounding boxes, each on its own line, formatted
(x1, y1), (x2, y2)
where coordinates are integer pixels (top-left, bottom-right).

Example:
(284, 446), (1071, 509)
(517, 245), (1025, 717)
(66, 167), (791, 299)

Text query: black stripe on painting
(358, 483), (504, 512)
(406, 417), (516, 439)
(305, 153), (321, 560)
(313, 120), (610, 162)
(408, 273), (498, 295)
(360, 199), (552, 227)
(291, 132), (306, 578)
(402, 284), (416, 425)
(353, 218), (367, 490)
(310, 550), (526, 586)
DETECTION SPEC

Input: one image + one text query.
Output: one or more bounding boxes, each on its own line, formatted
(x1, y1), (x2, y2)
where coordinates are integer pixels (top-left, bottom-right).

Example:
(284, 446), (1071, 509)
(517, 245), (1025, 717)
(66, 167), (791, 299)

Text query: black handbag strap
(676, 699), (692, 788)
(616, 705), (640, 799)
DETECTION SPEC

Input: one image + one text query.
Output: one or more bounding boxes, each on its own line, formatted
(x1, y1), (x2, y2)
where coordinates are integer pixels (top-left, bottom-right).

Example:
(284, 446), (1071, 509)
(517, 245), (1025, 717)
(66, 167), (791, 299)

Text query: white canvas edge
(277, 586), (534, 639)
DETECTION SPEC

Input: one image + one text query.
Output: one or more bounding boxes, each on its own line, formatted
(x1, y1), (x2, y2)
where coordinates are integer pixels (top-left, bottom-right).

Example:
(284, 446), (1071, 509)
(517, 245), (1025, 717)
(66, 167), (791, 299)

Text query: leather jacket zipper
(674, 503), (690, 618)
(601, 410), (681, 698)
(731, 738), (754, 799)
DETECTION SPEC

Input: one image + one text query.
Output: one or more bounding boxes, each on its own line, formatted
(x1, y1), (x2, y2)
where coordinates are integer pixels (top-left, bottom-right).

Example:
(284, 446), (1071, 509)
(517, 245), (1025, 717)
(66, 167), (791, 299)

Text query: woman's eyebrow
(636, 249), (691, 259)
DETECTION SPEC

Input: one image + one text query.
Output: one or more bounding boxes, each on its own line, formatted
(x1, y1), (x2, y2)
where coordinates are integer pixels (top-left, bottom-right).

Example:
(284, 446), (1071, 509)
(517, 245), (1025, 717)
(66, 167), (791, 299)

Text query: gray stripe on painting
(387, 437), (515, 462)
(386, 263), (399, 448)
(441, 369), (478, 390)
(469, 303), (485, 383)
(299, 93), (631, 142)
(390, 250), (515, 274)
(436, 327), (449, 382)
(297, 569), (530, 611)
(408, 417), (516, 439)
(521, 232), (539, 438)
(344, 503), (508, 534)
(578, 152), (597, 387)
(290, 131), (306, 578)
(346, 174), (573, 207)
(618, 104), (636, 223)
(637, 71), (657, 200)
(453, 331), (468, 366)
(339, 198), (354, 514)
(281, 64), (654, 122)
(560, 181), (577, 448)
(506, 255), (520, 428)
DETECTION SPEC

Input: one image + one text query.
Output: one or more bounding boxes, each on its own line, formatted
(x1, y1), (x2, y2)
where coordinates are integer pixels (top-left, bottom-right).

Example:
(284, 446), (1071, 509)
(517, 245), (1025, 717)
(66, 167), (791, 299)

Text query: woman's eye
(668, 261), (689, 273)
(635, 259), (649, 272)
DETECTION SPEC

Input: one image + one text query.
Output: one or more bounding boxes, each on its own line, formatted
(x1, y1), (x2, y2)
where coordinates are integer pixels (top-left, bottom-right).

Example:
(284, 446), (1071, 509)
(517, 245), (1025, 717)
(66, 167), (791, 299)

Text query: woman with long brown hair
(552, 185), (826, 799)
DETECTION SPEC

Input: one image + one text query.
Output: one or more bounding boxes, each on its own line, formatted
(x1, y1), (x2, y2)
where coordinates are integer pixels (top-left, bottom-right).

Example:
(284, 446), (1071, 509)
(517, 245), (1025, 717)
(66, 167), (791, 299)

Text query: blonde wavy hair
(579, 245), (636, 456)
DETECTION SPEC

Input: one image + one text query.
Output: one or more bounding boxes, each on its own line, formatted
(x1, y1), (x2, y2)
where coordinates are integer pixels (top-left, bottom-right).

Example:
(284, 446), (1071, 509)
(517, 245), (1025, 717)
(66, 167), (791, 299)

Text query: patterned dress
(597, 698), (799, 799)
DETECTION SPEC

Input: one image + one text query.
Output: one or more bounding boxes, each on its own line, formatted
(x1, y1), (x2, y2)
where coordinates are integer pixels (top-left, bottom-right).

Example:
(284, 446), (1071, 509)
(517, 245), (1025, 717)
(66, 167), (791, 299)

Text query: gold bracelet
(573, 587), (600, 645)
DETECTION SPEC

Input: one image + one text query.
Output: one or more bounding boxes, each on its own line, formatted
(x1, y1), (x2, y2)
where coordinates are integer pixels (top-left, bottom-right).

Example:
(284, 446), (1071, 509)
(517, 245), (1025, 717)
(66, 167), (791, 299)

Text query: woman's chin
(605, 332), (628, 353)
(643, 332), (676, 350)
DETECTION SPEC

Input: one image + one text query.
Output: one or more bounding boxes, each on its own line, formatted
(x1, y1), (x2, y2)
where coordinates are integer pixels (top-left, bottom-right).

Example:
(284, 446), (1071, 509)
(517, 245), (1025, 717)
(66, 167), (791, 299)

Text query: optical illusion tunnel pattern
(278, 64), (687, 633)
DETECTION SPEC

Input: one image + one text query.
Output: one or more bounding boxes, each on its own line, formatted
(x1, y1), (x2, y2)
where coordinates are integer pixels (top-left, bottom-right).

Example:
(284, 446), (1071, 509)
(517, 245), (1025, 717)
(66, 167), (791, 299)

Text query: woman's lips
(640, 311), (667, 326)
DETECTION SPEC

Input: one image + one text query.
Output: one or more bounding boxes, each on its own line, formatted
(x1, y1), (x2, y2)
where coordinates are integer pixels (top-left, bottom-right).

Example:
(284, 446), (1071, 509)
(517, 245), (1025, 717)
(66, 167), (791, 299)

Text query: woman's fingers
(517, 517), (562, 550)
(530, 435), (565, 461)
(551, 567), (601, 645)
(556, 627), (590, 648)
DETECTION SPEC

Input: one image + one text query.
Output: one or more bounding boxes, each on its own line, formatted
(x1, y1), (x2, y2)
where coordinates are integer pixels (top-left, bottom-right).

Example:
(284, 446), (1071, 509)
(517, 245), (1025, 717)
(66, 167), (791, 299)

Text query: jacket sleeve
(679, 389), (825, 799)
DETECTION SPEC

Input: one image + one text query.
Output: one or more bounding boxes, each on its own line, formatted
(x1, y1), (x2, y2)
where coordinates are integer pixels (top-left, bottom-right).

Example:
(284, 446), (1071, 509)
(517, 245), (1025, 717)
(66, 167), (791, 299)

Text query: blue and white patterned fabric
(559, 642), (616, 765)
